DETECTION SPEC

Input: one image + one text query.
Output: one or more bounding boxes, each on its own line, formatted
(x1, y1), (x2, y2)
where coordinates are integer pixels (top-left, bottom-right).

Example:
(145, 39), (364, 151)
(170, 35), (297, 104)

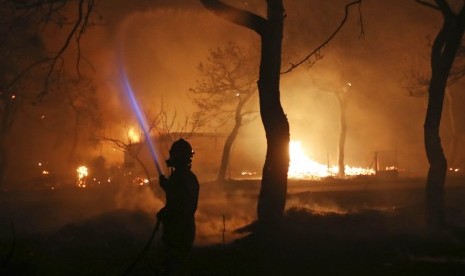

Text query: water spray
(118, 65), (163, 177)
(118, 59), (166, 275)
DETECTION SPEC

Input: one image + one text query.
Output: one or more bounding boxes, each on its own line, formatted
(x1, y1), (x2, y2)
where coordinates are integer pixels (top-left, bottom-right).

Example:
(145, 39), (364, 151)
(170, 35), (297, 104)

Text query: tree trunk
(424, 3), (465, 229)
(216, 92), (253, 183)
(445, 89), (458, 167)
(256, 1), (289, 225)
(337, 95), (347, 177)
(200, 0), (290, 225)
(425, 76), (448, 228)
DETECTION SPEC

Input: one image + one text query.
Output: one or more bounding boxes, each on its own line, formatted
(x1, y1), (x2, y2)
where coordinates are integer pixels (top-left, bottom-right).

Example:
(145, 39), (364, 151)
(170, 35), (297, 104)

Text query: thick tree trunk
(256, 1), (289, 225)
(424, 77), (448, 228)
(199, 0), (290, 225)
(445, 89), (458, 167)
(424, 3), (465, 229)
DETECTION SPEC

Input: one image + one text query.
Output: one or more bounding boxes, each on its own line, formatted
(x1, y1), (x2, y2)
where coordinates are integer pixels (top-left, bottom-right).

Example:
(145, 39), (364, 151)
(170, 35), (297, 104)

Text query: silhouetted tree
(0, 13), (46, 186)
(201, 0), (363, 224)
(406, 84), (461, 169)
(28, 76), (103, 163)
(1, 0), (98, 93)
(152, 104), (203, 148)
(189, 42), (258, 183)
(0, 0), (98, 186)
(406, 39), (465, 170)
(315, 81), (352, 177)
(103, 126), (155, 189)
(201, 0), (290, 224)
(416, 0), (465, 229)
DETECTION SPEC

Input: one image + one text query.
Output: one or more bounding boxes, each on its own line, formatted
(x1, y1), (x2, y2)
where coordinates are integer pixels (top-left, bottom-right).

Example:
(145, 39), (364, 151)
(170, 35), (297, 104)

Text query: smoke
(194, 182), (258, 245)
(286, 197), (350, 215)
(74, 0), (464, 179)
(9, 0), (463, 193)
(114, 185), (164, 213)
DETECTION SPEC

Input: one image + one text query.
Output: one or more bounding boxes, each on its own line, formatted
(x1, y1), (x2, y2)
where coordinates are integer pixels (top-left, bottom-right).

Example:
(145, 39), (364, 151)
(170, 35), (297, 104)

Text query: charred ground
(1, 177), (465, 275)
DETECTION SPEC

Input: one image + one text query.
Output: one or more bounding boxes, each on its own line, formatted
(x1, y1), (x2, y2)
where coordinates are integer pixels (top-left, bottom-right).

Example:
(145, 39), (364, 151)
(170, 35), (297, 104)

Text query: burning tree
(415, 0), (465, 229)
(189, 42), (258, 183)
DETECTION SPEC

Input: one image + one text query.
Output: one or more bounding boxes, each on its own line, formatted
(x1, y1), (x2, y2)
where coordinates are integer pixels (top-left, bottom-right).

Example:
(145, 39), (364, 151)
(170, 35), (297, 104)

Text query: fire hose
(122, 206), (166, 276)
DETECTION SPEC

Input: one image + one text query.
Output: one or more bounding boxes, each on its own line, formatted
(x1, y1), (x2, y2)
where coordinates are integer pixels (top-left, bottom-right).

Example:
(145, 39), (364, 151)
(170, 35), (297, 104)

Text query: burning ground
(1, 177), (465, 275)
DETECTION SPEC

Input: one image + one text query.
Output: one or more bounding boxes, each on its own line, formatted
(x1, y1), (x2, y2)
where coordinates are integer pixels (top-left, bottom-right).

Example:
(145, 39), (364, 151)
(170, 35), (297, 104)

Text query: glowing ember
(288, 140), (375, 179)
(134, 176), (149, 186)
(77, 165), (88, 188)
(241, 171), (257, 176)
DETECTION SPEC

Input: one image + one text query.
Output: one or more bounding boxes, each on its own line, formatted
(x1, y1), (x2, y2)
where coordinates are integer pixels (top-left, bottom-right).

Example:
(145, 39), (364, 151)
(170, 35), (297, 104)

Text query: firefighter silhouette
(158, 138), (199, 274)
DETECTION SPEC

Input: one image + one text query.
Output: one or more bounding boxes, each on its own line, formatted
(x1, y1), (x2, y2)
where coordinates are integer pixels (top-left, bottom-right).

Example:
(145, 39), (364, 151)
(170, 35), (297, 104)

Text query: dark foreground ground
(1, 176), (465, 275)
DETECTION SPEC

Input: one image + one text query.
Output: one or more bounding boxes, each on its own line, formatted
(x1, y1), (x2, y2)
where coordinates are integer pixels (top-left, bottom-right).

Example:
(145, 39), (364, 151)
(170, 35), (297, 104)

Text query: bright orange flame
(128, 127), (140, 143)
(77, 165), (88, 188)
(288, 141), (329, 179)
(288, 140), (375, 179)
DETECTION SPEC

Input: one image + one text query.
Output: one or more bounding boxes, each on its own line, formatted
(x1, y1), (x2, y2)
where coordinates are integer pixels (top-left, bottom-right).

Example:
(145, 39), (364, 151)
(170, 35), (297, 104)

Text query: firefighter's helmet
(166, 138), (194, 167)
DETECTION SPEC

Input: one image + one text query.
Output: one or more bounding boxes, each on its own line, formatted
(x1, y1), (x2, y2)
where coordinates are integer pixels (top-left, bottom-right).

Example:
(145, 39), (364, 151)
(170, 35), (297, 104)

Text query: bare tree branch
(415, 0), (441, 10)
(281, 0), (363, 74)
(200, 0), (268, 35)
(44, 0), (94, 89)
(3, 0), (98, 97)
(435, 0), (454, 18)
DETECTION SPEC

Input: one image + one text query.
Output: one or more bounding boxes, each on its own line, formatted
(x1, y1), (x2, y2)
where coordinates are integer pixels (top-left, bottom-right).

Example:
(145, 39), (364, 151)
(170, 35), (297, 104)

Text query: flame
(127, 127), (140, 143)
(241, 171), (257, 176)
(288, 140), (375, 179)
(134, 176), (149, 186)
(77, 165), (88, 188)
(288, 141), (330, 179)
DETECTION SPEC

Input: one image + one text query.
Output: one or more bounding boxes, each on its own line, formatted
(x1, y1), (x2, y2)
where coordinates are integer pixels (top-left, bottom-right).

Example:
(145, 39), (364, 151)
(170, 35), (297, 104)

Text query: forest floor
(1, 176), (465, 275)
